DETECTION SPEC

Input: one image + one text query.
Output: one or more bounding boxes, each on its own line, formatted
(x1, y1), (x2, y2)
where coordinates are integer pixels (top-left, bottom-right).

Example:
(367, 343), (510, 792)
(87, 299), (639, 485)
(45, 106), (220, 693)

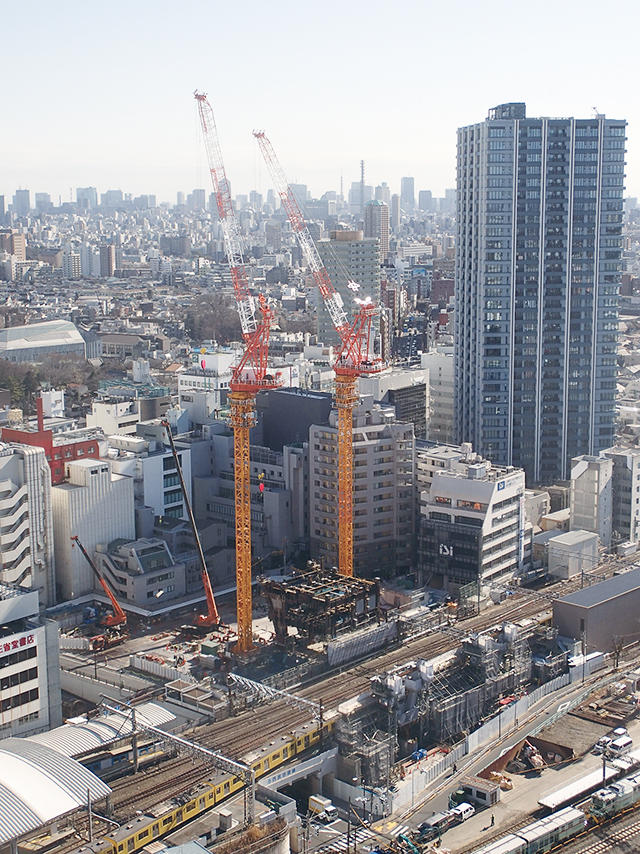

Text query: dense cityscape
(3, 53), (640, 854)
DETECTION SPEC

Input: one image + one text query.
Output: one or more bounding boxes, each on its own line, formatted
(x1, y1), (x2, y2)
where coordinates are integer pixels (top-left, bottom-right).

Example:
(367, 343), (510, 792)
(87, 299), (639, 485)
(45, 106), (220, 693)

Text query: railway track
(52, 563), (621, 844)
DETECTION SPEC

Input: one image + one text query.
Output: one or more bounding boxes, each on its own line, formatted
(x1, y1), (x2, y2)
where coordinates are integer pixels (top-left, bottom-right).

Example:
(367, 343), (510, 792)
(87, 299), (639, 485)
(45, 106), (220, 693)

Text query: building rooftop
(0, 320), (84, 352)
(558, 567), (640, 609)
(0, 738), (111, 845)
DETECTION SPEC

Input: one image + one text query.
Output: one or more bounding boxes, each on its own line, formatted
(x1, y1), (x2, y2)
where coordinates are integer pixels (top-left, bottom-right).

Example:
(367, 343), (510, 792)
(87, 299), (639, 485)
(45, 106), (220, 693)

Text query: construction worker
(491, 814), (495, 827)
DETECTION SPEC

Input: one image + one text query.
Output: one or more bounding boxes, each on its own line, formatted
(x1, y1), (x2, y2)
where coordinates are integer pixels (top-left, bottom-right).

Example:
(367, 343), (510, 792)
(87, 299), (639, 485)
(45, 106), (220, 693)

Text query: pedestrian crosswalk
(389, 823), (410, 837)
(317, 826), (373, 852)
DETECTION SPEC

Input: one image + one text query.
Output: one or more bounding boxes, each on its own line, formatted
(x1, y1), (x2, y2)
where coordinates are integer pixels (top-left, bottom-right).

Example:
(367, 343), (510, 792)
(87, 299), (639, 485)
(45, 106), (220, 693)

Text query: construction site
(3, 92), (640, 854)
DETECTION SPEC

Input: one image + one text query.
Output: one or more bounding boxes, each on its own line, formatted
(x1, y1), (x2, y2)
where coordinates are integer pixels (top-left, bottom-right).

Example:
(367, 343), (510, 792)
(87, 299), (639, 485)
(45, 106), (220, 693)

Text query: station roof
(557, 567), (640, 609)
(0, 737), (111, 844)
(28, 701), (175, 757)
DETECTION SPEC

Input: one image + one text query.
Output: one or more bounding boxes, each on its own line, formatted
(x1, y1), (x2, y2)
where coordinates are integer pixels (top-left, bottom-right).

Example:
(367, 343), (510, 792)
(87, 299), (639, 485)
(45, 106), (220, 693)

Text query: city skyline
(3, 0), (640, 201)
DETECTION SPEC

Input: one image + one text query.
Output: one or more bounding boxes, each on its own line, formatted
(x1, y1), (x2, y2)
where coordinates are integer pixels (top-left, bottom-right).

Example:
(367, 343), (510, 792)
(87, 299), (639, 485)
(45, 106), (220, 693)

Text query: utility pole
(87, 789), (93, 842)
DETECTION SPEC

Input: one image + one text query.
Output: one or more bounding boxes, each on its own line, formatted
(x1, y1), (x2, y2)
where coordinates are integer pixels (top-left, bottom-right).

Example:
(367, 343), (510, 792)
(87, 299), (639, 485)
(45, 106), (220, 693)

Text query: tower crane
(195, 92), (281, 652)
(161, 420), (220, 630)
(71, 535), (127, 629)
(254, 131), (384, 578)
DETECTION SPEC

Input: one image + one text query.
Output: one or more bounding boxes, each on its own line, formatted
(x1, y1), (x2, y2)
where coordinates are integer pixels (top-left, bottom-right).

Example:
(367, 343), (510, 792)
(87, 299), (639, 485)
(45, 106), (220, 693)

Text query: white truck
(308, 794), (338, 822)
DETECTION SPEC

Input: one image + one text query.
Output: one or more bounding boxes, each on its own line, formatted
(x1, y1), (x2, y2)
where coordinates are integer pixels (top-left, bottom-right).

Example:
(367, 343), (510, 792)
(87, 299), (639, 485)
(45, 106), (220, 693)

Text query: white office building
(0, 583), (62, 737)
(0, 444), (55, 606)
(421, 346), (454, 444)
(419, 446), (527, 589)
(603, 447), (640, 545)
(569, 455), (613, 548)
(51, 459), (135, 600)
(106, 434), (192, 524)
(86, 399), (140, 436)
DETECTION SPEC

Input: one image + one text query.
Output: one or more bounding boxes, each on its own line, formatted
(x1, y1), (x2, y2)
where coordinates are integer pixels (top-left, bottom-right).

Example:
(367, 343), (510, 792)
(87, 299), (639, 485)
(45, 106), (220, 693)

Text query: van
(451, 802), (475, 823)
(607, 735), (633, 758)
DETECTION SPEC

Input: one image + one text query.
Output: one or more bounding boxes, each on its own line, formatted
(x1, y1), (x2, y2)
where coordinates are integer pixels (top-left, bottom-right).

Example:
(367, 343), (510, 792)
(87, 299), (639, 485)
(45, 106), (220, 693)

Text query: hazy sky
(3, 0), (639, 204)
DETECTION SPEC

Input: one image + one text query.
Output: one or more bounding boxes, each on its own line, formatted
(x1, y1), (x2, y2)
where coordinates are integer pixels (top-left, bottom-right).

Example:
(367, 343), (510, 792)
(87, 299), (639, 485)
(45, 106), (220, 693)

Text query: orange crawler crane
(71, 535), (127, 629)
(161, 421), (220, 630)
(195, 92), (280, 651)
(254, 131), (384, 577)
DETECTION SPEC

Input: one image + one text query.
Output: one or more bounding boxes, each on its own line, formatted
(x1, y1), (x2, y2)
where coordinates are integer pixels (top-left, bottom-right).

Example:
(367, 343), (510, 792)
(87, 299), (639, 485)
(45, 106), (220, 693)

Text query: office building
(94, 538), (186, 606)
(107, 432), (192, 523)
(51, 459), (135, 600)
(391, 194), (401, 231)
(375, 183), (391, 204)
(99, 243), (116, 277)
(317, 230), (381, 346)
(76, 187), (98, 211)
(359, 367), (429, 439)
(309, 399), (414, 577)
(400, 177), (415, 212)
(62, 250), (81, 279)
(34, 193), (52, 213)
(0, 444), (55, 606)
(569, 454), (613, 547)
(12, 190), (30, 216)
(1, 397), (101, 486)
(364, 200), (390, 260)
(86, 399), (140, 435)
(418, 190), (433, 212)
(421, 347), (455, 444)
(418, 445), (527, 589)
(456, 103), (626, 482)
(603, 447), (640, 544)
(0, 583), (62, 737)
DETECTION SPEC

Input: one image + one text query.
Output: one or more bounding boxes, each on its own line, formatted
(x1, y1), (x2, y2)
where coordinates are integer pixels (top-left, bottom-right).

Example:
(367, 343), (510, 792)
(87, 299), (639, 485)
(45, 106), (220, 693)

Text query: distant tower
(364, 200), (389, 260)
(360, 160), (365, 217)
(400, 177), (415, 212)
(99, 244), (116, 278)
(391, 194), (401, 231)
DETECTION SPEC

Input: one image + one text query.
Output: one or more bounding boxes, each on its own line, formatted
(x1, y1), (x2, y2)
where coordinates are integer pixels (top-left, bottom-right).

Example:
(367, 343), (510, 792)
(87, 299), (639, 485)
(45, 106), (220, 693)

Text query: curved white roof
(28, 701), (176, 757)
(0, 738), (111, 844)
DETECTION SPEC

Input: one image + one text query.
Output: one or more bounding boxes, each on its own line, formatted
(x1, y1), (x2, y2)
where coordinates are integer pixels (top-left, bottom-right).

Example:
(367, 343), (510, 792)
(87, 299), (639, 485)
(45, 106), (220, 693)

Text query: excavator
(161, 421), (222, 633)
(71, 535), (128, 651)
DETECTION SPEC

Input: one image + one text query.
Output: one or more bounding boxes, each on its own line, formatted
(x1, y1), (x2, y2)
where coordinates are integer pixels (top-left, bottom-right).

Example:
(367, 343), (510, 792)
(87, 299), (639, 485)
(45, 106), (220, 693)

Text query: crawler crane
(195, 92), (281, 651)
(161, 420), (220, 630)
(71, 535), (127, 629)
(254, 131), (384, 577)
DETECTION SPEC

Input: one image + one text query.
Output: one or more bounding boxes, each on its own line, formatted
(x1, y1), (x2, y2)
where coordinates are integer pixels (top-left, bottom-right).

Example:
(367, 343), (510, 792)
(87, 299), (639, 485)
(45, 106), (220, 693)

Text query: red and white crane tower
(254, 130), (384, 578)
(195, 93), (281, 652)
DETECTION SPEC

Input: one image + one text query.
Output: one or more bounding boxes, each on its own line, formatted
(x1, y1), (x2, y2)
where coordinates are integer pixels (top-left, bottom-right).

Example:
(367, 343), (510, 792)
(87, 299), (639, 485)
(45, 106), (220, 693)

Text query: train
(72, 715), (336, 854)
(81, 741), (167, 779)
(472, 767), (640, 854)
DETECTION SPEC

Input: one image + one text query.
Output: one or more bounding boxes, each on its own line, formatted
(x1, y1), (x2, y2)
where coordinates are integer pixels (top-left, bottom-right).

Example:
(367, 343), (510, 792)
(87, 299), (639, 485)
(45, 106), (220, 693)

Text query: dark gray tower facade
(455, 103), (626, 483)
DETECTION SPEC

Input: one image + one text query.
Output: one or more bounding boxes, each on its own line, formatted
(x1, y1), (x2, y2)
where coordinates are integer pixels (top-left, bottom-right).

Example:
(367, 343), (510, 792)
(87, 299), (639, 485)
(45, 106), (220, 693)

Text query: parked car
(451, 802), (476, 823)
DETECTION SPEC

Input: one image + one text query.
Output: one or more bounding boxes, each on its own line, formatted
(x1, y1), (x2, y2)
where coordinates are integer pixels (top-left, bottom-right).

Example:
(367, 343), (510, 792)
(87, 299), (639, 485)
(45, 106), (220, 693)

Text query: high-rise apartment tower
(455, 102), (626, 482)
(364, 200), (390, 259)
